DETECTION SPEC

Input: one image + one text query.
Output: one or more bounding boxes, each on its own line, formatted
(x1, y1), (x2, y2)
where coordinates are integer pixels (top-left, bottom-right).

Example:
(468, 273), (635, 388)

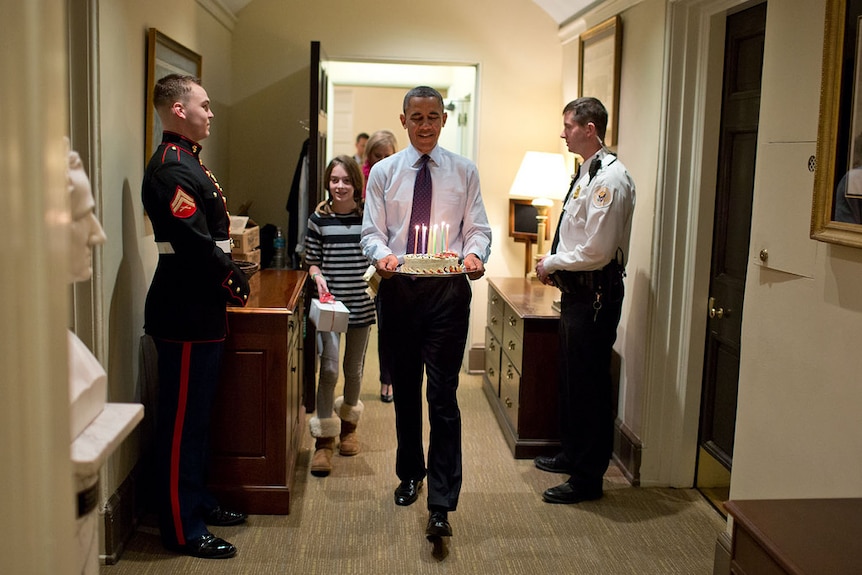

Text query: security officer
(535, 97), (635, 504)
(142, 74), (249, 559)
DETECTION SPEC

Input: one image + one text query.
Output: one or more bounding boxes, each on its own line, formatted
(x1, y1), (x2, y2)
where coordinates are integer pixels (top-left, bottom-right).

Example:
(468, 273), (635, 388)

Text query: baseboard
(612, 419), (642, 486)
(712, 530), (732, 575)
(466, 344), (485, 374)
(101, 465), (141, 565)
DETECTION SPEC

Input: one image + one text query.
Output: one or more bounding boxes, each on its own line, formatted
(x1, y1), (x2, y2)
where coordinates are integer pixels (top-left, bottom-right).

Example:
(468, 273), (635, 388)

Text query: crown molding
(196, 0), (238, 31)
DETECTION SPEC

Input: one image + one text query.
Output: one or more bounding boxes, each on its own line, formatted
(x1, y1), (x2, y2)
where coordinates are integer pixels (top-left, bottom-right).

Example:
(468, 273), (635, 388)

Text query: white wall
(731, 0), (862, 501)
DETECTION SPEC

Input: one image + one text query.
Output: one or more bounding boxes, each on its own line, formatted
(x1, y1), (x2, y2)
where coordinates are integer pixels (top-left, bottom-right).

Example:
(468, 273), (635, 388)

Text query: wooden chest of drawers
(483, 277), (561, 458)
(725, 498), (862, 574)
(208, 270), (307, 514)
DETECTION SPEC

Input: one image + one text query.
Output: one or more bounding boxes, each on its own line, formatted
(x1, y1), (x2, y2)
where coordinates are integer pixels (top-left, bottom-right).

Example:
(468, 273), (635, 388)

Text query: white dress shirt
(361, 144), (492, 264)
(543, 149), (635, 273)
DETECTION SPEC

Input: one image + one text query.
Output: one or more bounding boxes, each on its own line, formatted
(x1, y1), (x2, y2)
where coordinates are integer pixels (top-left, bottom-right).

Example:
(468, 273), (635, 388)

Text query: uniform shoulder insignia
(171, 186), (197, 218)
(592, 186), (614, 209)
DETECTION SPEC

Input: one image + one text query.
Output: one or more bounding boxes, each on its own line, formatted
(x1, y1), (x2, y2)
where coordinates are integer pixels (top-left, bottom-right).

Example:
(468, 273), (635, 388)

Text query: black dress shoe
(542, 482), (603, 504)
(205, 506), (248, 526)
(170, 533), (237, 559)
(394, 478), (423, 506)
(534, 453), (572, 473)
(380, 392), (393, 403)
(426, 510), (452, 538)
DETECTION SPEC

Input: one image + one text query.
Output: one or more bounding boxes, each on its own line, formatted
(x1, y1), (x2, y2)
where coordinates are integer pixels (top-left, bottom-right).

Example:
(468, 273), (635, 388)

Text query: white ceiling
(216, 0), (591, 25)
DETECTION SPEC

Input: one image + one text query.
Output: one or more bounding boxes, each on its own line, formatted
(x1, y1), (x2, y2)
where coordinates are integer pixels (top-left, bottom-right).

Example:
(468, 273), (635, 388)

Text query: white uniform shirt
(543, 149), (635, 273)
(361, 144), (492, 264)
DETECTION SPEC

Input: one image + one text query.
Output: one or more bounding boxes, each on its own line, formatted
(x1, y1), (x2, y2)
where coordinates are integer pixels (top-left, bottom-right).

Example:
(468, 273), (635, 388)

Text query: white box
(309, 298), (350, 332)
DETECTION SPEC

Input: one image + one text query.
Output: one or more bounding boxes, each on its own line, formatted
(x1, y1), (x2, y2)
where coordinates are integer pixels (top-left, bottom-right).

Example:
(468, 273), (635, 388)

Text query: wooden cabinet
(483, 277), (561, 458)
(208, 270), (307, 514)
(725, 498), (862, 574)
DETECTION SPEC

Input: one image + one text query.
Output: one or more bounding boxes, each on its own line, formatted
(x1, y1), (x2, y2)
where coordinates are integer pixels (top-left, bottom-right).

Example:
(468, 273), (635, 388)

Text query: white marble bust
(66, 143), (108, 440)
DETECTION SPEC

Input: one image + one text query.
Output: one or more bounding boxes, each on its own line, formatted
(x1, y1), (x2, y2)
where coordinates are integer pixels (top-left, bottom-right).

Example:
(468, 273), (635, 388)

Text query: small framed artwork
(812, 0), (862, 247)
(579, 15), (622, 148)
(509, 199), (548, 242)
(144, 28), (202, 165)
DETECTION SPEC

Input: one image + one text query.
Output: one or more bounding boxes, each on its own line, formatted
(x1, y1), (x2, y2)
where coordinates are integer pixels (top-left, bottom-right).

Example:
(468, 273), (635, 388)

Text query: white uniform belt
(156, 239), (231, 254)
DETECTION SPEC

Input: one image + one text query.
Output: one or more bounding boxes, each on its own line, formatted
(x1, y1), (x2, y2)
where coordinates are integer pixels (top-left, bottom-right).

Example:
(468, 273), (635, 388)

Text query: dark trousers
(378, 274), (471, 511)
(557, 284), (623, 491)
(153, 338), (223, 546)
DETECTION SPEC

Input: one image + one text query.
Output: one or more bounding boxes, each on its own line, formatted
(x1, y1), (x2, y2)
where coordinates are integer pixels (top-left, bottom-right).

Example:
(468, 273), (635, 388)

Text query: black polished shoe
(205, 506), (248, 526)
(380, 392), (393, 403)
(534, 453), (572, 473)
(542, 482), (603, 504)
(394, 478), (423, 506)
(170, 533), (237, 559)
(426, 510), (452, 539)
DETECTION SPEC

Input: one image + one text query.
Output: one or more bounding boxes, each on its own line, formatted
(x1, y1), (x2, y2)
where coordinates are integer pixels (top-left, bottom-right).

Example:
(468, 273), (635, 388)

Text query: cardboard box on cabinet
(230, 215), (260, 254)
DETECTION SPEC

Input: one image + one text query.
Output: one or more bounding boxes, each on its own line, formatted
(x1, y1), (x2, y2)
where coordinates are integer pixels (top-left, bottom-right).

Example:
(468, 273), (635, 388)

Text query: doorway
(696, 1), (766, 514)
(324, 61), (478, 162)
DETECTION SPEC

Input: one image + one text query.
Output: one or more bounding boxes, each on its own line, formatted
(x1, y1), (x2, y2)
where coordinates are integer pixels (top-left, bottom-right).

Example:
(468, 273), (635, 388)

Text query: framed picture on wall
(144, 28), (202, 166)
(812, 0), (862, 247)
(579, 15), (622, 148)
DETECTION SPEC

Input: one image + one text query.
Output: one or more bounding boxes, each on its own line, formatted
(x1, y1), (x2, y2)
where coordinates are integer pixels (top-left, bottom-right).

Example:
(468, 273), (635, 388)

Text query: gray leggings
(315, 325), (371, 418)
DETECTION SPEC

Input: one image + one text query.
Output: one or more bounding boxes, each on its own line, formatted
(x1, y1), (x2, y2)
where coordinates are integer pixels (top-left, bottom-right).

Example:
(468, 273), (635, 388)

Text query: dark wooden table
(725, 498), (862, 574)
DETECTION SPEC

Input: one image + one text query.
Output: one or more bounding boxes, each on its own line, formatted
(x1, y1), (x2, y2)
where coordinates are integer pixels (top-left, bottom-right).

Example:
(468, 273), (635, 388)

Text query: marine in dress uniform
(142, 74), (249, 560)
(535, 97), (635, 504)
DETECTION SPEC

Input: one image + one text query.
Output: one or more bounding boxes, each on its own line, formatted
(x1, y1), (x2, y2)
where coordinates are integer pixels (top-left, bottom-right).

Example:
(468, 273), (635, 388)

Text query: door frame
(640, 0), (757, 487)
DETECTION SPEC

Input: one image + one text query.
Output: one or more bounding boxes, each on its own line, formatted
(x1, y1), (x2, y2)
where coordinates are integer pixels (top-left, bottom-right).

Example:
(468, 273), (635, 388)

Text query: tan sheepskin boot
(309, 416), (340, 477)
(335, 397), (364, 456)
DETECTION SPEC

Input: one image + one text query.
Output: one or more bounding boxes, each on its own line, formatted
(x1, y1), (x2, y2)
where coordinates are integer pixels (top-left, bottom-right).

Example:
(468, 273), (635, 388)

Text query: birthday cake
(401, 251), (463, 274)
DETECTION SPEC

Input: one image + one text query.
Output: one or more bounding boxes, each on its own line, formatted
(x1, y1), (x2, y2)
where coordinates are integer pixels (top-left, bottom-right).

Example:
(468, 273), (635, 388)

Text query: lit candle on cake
(421, 224), (427, 255)
(431, 224), (438, 255)
(443, 222), (448, 252)
(413, 225), (420, 255)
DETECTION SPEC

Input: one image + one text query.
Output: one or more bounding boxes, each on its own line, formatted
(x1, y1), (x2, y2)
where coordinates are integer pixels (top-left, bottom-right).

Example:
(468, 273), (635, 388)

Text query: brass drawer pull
(507, 316), (517, 327)
(504, 397), (513, 408)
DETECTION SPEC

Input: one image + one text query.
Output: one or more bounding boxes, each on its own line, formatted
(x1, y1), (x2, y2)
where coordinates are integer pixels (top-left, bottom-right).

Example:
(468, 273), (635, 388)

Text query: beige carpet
(101, 331), (726, 575)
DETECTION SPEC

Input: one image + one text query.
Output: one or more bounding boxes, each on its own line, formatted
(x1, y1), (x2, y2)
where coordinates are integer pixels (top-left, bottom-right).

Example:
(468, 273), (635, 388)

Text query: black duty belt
(551, 260), (623, 294)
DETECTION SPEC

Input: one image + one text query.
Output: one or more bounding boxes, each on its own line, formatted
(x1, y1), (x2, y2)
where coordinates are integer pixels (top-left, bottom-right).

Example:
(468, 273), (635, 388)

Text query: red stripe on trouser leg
(169, 342), (193, 545)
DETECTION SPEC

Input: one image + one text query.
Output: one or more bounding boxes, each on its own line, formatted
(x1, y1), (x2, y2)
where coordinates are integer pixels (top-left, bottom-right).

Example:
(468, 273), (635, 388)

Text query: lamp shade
(508, 151), (569, 201)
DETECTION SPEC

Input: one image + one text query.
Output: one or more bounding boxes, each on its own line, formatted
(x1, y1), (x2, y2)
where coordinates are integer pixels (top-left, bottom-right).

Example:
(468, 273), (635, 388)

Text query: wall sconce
(508, 151), (569, 276)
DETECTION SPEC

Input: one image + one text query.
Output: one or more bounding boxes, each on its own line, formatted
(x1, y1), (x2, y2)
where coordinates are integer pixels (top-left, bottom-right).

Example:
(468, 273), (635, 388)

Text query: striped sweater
(305, 210), (376, 327)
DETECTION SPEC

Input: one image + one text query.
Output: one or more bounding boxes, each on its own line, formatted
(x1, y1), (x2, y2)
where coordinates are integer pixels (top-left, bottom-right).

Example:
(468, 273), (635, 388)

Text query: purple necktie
(407, 154), (432, 254)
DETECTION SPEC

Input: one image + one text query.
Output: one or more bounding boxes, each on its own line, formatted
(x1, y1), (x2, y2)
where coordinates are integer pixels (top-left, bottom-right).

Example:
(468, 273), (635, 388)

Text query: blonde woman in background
(361, 130), (398, 200)
(360, 130), (399, 403)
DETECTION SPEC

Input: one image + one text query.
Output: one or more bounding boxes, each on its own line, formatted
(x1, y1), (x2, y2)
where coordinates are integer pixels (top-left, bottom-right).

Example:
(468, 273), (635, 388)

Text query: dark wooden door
(699, 2), (766, 472)
(303, 41), (328, 413)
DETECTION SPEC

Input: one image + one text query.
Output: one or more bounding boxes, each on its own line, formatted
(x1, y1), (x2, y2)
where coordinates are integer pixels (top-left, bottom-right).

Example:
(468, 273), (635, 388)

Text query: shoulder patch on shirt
(592, 186), (613, 209)
(171, 186), (197, 218)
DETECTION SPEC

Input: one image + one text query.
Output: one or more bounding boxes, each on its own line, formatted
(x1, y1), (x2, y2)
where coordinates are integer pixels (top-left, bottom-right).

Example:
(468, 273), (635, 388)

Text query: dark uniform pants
(558, 283), (623, 491)
(378, 274), (471, 511)
(154, 338), (223, 546)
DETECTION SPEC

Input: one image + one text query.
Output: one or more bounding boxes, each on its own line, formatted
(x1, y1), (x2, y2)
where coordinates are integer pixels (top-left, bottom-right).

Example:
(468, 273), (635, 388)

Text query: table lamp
(508, 151), (569, 276)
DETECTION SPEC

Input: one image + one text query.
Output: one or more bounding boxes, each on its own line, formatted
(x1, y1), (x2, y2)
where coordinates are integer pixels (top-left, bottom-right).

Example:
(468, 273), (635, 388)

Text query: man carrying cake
(360, 85), (492, 543)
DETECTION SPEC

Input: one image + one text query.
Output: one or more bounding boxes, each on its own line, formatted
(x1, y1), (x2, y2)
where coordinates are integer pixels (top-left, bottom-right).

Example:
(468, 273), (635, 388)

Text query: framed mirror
(579, 15), (622, 148)
(144, 28), (202, 166)
(812, 0), (862, 247)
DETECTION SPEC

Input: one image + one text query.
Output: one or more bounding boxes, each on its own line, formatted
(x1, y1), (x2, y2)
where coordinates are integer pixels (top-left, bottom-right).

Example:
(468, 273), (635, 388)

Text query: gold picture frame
(579, 15), (622, 148)
(144, 28), (202, 165)
(811, 0), (862, 246)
